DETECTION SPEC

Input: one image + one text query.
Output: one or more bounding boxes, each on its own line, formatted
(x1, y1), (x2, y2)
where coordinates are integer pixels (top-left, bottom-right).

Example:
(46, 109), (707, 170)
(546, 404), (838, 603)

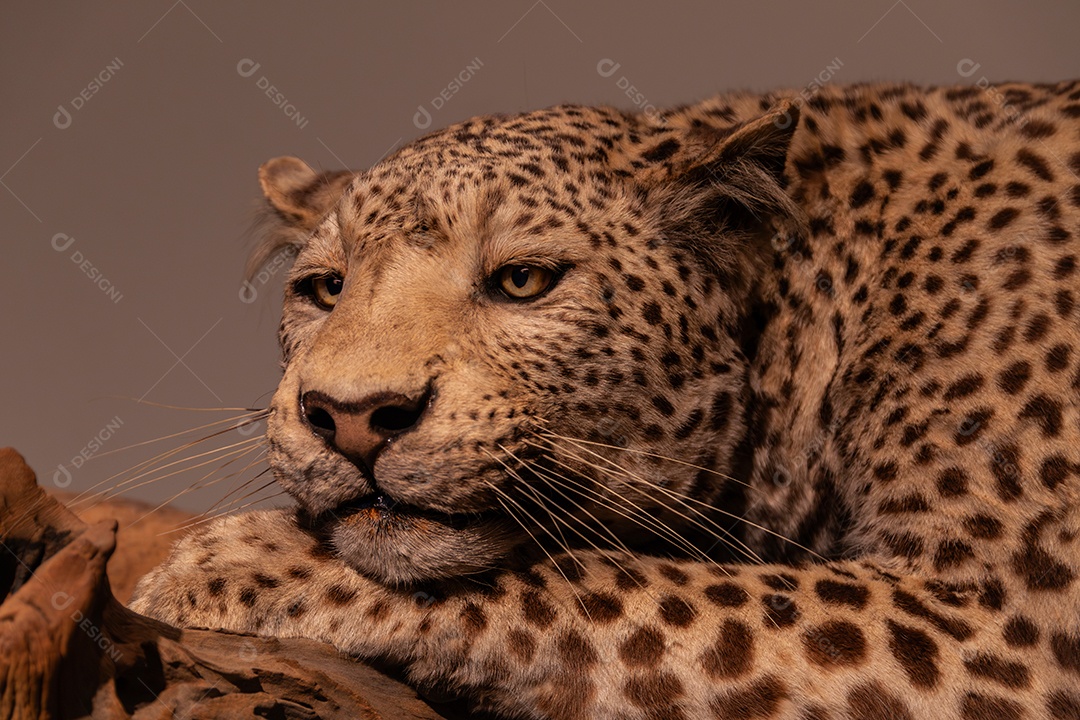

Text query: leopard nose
(300, 389), (429, 470)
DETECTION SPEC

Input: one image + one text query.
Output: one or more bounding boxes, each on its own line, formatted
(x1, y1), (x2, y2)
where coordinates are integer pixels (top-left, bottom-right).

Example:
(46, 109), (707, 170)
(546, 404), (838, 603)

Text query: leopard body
(132, 80), (1080, 720)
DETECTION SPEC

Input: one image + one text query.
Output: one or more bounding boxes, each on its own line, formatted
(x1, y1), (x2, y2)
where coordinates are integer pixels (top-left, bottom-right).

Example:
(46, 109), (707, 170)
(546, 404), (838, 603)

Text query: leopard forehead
(320, 108), (681, 258)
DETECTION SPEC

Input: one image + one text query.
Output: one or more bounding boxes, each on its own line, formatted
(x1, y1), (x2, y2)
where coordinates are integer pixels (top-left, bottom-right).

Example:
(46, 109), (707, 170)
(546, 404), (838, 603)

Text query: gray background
(2, 2), (1077, 513)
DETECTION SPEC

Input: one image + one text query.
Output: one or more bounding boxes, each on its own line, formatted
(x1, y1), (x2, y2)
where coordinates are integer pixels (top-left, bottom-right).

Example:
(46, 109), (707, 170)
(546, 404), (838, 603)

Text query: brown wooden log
(0, 448), (458, 720)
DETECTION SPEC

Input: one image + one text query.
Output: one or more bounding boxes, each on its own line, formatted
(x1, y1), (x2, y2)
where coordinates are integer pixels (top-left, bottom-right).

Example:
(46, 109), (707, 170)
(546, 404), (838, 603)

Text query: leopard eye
(310, 275), (344, 309)
(497, 265), (555, 299)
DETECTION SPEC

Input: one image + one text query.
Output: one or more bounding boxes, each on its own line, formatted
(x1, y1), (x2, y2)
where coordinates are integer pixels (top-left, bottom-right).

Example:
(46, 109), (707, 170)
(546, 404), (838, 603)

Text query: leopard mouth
(308, 490), (520, 584)
(327, 492), (501, 528)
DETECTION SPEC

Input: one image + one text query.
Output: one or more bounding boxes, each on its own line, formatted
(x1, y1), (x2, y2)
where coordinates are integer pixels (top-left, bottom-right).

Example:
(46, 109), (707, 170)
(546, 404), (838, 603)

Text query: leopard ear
(258, 156), (355, 229)
(642, 100), (801, 224)
(640, 100), (804, 294)
(688, 100), (797, 181)
(247, 157), (355, 281)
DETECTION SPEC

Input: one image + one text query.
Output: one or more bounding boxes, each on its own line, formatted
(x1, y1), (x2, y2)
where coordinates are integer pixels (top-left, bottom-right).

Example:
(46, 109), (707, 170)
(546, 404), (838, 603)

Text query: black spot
(934, 539), (974, 571)
(848, 682), (913, 720)
(882, 531), (924, 559)
(658, 594), (697, 627)
(762, 594), (798, 627)
(887, 620), (939, 688)
(1024, 313), (1052, 342)
(701, 620), (754, 679)
(642, 302), (663, 325)
(1016, 148), (1054, 181)
(1052, 632), (1080, 673)
(642, 138), (681, 162)
(674, 409), (704, 440)
(557, 629), (599, 671)
(997, 361), (1031, 395)
(943, 374), (984, 400)
(1019, 394), (1063, 437)
(951, 239), (980, 263)
(849, 180), (875, 209)
(1046, 690), (1080, 720)
(651, 395), (675, 417)
(1003, 616), (1039, 647)
(988, 208), (1020, 230)
(961, 694), (1023, 720)
(579, 592), (623, 623)
(1040, 455), (1073, 490)
(521, 589), (557, 628)
(892, 588), (974, 641)
(239, 587), (258, 607)
(709, 391), (732, 431)
(969, 159), (994, 179)
(253, 573), (280, 588)
(963, 653), (1030, 689)
(955, 409), (992, 446)
(619, 625), (664, 667)
(874, 461), (899, 481)
(964, 513), (1003, 539)
(803, 621), (867, 667)
(1013, 540), (1075, 592)
(814, 579), (869, 610)
(704, 582), (749, 608)
(326, 584), (357, 605)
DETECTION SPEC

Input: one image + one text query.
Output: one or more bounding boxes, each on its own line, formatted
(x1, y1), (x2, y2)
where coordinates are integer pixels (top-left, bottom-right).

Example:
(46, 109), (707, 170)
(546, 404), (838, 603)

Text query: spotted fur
(132, 80), (1080, 719)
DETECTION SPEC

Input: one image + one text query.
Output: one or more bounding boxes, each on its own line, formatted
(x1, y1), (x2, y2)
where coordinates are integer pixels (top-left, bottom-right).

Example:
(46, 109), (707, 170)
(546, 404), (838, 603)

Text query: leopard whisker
(202, 467), (277, 515)
(72, 436), (266, 509)
(478, 471), (582, 572)
(511, 455), (639, 558)
(509, 455), (668, 597)
(485, 484), (592, 619)
(100, 397), (267, 413)
(82, 408), (269, 462)
(528, 433), (769, 566)
(478, 450), (594, 615)
(163, 477), (283, 536)
(70, 415), (268, 504)
(536, 425), (748, 489)
(520, 448), (731, 574)
(535, 429), (826, 561)
(196, 451), (274, 519)
(122, 446), (269, 530)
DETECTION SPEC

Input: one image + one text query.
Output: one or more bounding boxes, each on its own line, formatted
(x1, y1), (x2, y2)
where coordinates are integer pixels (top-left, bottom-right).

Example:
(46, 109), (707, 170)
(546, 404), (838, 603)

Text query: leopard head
(252, 101), (801, 584)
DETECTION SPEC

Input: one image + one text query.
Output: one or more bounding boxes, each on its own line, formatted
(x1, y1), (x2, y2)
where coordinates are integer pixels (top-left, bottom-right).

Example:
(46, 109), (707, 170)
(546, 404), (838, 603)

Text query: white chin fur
(328, 512), (516, 585)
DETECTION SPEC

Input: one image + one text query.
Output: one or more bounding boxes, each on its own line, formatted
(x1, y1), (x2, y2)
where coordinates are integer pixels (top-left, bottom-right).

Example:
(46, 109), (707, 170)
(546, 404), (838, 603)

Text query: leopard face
(257, 104), (800, 584)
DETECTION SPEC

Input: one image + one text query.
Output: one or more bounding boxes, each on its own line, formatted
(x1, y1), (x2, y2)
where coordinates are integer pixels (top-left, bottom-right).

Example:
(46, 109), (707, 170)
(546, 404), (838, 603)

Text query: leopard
(130, 79), (1080, 720)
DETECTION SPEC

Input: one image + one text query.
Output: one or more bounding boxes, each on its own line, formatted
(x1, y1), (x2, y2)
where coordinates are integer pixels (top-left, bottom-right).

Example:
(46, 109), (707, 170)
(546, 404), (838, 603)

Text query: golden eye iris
(498, 265), (554, 299)
(311, 275), (343, 309)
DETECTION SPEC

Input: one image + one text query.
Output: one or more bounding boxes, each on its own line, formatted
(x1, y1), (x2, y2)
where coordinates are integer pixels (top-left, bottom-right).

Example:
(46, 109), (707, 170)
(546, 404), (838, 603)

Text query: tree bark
(0, 447), (457, 720)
